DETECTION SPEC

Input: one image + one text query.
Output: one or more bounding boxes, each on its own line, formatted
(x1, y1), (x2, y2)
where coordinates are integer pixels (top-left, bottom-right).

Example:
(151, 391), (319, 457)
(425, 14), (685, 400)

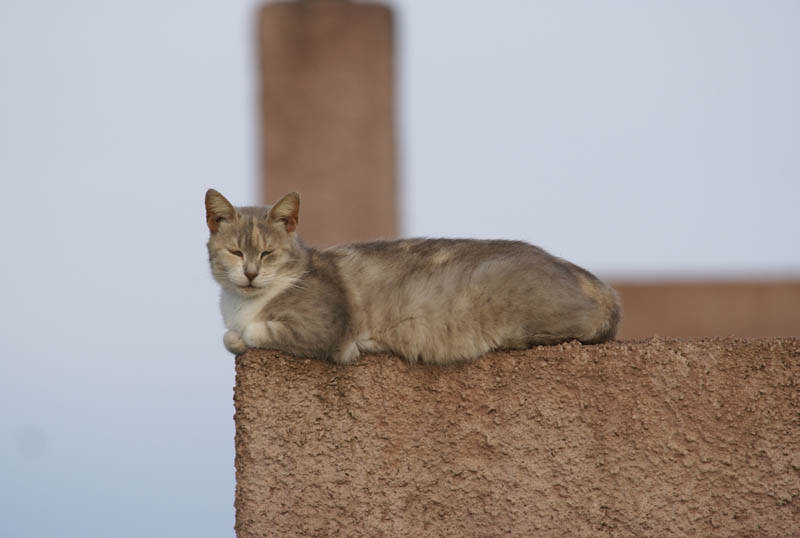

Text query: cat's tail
(578, 274), (622, 343)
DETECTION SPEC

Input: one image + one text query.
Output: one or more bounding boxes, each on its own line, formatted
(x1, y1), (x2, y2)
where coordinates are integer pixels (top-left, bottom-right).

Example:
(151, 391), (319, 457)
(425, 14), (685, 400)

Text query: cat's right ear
(267, 192), (300, 233)
(205, 189), (237, 233)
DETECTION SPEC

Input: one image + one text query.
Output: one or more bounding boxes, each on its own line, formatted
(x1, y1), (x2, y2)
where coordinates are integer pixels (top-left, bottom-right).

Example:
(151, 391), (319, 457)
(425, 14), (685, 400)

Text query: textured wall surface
(234, 338), (799, 537)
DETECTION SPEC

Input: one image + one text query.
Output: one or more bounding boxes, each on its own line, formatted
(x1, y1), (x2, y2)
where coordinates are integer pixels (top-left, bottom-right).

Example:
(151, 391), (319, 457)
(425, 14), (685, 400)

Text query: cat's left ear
(205, 189), (237, 233)
(267, 192), (300, 233)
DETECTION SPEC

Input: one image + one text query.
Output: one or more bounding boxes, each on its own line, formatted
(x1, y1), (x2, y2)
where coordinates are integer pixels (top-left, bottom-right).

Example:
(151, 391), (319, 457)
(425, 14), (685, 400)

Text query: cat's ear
(205, 189), (237, 233)
(267, 192), (300, 233)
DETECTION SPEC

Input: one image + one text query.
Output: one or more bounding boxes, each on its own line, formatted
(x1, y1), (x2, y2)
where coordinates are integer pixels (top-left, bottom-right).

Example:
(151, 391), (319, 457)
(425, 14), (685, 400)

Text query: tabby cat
(206, 189), (620, 365)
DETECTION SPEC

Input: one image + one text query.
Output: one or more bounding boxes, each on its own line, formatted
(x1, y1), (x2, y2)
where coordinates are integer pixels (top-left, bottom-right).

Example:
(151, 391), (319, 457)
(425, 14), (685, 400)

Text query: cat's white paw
(223, 330), (247, 355)
(242, 321), (279, 348)
(333, 341), (360, 365)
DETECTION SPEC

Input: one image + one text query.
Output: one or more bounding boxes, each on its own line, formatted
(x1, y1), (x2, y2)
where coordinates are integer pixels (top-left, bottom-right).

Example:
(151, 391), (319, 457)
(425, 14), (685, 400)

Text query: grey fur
(206, 189), (621, 365)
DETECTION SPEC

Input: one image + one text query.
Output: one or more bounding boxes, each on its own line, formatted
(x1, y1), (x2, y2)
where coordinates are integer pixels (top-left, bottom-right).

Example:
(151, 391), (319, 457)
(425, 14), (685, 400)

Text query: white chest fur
(220, 277), (296, 332)
(220, 291), (271, 332)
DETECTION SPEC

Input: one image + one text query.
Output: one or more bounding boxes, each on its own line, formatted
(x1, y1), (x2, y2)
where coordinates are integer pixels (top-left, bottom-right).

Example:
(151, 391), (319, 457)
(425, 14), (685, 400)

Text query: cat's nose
(245, 271), (257, 282)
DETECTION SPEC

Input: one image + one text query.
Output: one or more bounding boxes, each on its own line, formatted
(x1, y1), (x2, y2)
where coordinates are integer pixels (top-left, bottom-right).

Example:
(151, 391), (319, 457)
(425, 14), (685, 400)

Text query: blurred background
(1, 1), (797, 537)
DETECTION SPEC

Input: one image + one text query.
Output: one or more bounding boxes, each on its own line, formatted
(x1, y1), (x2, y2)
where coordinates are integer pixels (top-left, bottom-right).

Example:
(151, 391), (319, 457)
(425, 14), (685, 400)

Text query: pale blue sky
(1, 1), (798, 537)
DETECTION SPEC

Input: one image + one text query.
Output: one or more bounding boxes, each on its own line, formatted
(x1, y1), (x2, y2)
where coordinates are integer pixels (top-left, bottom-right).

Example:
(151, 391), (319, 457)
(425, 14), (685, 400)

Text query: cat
(205, 189), (621, 365)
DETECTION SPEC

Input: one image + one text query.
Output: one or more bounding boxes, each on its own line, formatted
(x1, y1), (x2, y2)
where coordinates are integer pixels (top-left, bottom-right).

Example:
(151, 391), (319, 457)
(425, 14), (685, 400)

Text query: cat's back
(328, 237), (550, 271)
(325, 237), (596, 304)
(324, 237), (620, 362)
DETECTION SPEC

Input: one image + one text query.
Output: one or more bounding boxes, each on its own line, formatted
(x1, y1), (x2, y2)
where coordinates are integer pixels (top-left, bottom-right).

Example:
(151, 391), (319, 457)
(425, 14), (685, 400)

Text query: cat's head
(205, 189), (304, 296)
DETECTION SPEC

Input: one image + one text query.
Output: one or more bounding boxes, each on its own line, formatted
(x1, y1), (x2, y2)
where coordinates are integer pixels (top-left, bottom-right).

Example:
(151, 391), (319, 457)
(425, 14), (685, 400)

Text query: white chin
(227, 282), (251, 293)
(237, 284), (264, 294)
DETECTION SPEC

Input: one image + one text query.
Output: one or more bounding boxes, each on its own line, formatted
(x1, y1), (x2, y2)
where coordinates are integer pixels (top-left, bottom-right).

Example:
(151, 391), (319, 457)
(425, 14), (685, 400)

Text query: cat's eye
(260, 250), (273, 259)
(228, 249), (244, 258)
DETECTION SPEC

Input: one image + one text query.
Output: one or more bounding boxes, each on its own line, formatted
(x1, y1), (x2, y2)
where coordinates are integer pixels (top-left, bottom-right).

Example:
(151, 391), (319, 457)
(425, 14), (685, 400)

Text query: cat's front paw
(242, 321), (282, 348)
(242, 322), (268, 348)
(223, 330), (248, 355)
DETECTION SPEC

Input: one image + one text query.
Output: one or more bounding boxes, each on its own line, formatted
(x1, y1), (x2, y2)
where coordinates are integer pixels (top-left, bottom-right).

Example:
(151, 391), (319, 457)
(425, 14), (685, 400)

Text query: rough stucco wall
(234, 338), (799, 537)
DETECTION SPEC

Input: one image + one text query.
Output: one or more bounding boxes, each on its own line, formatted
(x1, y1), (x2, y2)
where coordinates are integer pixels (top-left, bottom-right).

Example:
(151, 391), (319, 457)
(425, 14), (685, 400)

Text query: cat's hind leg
(333, 340), (360, 365)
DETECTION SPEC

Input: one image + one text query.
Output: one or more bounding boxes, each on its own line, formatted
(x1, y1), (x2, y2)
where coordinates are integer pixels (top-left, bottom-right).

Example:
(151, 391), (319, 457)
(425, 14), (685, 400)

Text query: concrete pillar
(258, 0), (397, 247)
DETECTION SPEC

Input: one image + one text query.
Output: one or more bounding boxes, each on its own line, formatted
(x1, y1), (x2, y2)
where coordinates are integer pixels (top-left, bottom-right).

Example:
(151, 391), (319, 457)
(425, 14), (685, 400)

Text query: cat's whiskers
(254, 272), (308, 292)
